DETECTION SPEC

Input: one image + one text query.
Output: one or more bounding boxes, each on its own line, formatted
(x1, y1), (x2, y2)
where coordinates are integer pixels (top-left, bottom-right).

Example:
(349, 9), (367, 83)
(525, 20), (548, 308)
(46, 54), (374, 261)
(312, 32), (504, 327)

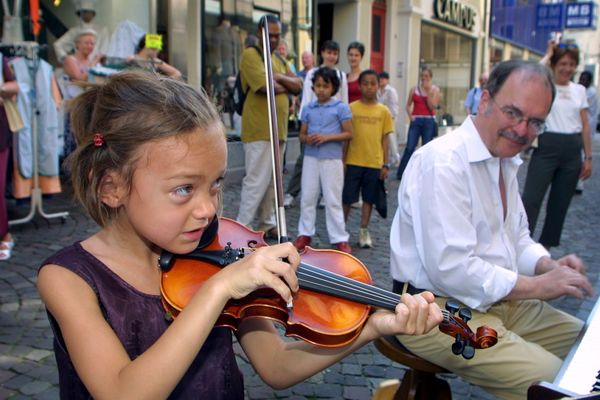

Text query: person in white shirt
(298, 40), (348, 117)
(574, 70), (598, 194)
(389, 60), (593, 400)
(579, 71), (598, 135)
(54, 0), (108, 63)
(522, 43), (592, 248)
(377, 71), (399, 166)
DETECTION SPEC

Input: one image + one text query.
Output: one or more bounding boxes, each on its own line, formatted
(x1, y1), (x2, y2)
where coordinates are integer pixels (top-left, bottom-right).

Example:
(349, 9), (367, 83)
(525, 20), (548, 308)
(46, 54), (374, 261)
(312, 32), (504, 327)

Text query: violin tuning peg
(458, 307), (472, 323)
(462, 345), (475, 360)
(445, 299), (460, 314)
(452, 336), (465, 356)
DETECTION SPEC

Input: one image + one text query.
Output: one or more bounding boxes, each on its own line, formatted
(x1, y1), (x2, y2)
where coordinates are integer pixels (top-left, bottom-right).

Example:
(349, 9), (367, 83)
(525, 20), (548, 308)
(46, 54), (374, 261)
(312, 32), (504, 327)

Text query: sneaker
(351, 199), (363, 209)
(334, 241), (352, 254)
(359, 228), (372, 248)
(293, 235), (312, 252)
(284, 193), (295, 208)
(575, 179), (584, 194)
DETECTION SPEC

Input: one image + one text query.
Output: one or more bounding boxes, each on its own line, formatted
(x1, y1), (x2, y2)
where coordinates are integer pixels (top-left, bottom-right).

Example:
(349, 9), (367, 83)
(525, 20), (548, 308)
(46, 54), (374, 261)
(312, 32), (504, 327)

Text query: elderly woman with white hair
(62, 28), (104, 155)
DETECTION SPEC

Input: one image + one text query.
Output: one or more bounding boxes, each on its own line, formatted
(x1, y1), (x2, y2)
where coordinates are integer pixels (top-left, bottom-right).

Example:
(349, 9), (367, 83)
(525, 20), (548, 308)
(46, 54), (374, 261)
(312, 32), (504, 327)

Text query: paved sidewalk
(1, 138), (599, 399)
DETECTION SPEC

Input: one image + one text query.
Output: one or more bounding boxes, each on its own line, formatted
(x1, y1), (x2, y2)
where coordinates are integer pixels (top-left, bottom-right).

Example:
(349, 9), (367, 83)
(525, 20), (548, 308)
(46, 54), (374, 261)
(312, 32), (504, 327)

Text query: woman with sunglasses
(522, 40), (592, 249)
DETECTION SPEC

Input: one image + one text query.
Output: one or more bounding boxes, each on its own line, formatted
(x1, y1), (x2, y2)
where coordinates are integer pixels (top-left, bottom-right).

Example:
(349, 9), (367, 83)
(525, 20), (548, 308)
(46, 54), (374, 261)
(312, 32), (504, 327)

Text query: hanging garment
(10, 56), (62, 198)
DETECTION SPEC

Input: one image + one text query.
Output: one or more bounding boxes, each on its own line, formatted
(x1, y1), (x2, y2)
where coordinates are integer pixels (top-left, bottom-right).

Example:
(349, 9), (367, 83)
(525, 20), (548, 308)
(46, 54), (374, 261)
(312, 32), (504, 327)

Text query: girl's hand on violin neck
(223, 243), (301, 304)
(366, 291), (443, 339)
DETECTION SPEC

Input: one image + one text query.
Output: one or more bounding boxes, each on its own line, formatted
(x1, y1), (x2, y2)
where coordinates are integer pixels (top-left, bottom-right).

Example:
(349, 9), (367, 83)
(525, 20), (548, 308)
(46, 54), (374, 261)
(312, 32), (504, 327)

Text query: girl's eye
(211, 177), (224, 193)
(174, 185), (193, 197)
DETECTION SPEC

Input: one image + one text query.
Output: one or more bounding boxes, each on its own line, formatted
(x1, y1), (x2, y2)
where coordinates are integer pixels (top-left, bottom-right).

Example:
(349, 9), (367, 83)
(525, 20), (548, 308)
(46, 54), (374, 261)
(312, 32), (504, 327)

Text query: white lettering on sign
(433, 0), (477, 31)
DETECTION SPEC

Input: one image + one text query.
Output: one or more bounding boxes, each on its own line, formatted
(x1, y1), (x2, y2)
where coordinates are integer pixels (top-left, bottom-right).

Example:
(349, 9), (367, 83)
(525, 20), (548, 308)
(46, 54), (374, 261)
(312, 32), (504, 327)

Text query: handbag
(4, 98), (24, 132)
(375, 178), (388, 219)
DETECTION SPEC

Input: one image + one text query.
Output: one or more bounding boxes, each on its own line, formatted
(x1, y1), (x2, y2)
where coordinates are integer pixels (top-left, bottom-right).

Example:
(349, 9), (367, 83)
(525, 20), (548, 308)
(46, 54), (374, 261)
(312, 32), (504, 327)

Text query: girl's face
(553, 54), (578, 85)
(118, 126), (227, 254)
(347, 48), (363, 68)
(321, 49), (339, 67)
(313, 76), (334, 103)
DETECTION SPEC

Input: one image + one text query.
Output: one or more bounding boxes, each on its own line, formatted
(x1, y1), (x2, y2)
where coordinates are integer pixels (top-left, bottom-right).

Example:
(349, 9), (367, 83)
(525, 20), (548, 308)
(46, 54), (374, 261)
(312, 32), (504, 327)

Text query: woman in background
(522, 41), (592, 249)
(130, 35), (182, 80)
(346, 41), (365, 103)
(395, 66), (440, 181)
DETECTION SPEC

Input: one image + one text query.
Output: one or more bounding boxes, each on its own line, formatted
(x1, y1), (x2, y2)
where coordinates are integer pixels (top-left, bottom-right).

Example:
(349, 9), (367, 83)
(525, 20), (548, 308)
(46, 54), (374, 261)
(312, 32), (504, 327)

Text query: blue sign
(536, 3), (563, 30)
(565, 2), (597, 29)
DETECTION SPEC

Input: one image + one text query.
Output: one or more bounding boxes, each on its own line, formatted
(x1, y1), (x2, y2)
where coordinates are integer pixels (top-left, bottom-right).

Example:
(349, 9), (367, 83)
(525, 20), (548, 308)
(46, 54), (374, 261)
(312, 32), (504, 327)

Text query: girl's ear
(98, 171), (126, 208)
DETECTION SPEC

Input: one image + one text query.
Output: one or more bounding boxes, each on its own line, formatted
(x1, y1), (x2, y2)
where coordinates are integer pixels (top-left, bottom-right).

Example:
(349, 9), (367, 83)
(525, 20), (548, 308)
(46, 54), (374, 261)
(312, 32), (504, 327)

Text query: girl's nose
(191, 195), (216, 225)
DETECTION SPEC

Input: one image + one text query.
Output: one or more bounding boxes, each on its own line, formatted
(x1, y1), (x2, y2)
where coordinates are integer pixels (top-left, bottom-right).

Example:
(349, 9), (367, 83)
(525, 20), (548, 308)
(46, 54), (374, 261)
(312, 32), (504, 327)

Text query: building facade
(37, 0), (598, 141)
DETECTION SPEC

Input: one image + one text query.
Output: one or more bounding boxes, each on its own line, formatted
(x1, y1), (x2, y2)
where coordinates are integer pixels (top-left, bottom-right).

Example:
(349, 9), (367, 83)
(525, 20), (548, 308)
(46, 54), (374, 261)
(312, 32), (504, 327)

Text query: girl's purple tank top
(40, 242), (244, 399)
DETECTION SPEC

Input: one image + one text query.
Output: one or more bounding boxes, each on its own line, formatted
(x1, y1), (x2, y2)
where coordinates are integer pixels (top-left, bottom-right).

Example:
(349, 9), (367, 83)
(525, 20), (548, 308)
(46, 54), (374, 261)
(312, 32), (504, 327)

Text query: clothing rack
(1, 42), (69, 225)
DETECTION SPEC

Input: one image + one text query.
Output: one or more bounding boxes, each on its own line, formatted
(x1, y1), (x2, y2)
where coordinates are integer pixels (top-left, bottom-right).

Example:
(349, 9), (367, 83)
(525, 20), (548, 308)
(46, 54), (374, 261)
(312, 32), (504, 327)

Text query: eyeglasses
(489, 97), (546, 134)
(557, 42), (578, 49)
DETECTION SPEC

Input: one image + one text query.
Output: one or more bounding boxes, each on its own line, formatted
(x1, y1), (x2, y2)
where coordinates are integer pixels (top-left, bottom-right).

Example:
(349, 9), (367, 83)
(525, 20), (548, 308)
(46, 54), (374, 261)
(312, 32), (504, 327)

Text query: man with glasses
(389, 60), (593, 399)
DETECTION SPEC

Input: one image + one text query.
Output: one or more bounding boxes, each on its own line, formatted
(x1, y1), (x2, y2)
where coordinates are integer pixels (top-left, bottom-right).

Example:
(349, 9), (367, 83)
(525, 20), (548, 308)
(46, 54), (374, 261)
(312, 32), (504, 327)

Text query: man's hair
(359, 69), (379, 84)
(378, 71), (390, 80)
(312, 66), (340, 96)
(486, 60), (556, 104)
(258, 14), (280, 29)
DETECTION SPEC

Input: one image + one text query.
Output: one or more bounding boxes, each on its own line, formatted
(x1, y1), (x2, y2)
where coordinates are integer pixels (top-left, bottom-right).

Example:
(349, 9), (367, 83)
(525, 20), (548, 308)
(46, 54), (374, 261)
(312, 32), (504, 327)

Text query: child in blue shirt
(293, 67), (353, 253)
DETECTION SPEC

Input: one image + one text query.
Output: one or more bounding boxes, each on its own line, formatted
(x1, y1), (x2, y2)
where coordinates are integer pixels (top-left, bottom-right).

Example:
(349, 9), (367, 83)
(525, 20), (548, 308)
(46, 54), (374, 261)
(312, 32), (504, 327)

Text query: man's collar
(462, 116), (522, 168)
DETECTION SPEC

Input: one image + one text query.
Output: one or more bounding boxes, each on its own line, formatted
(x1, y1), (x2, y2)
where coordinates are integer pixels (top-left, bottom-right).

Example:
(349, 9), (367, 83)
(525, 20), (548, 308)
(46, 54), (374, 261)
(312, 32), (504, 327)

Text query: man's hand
(535, 264), (594, 300)
(509, 255), (594, 301)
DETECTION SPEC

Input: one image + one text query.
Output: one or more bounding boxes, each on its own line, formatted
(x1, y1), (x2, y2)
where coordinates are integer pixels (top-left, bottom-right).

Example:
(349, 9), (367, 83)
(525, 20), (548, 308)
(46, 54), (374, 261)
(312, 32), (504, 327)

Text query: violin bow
(261, 18), (289, 243)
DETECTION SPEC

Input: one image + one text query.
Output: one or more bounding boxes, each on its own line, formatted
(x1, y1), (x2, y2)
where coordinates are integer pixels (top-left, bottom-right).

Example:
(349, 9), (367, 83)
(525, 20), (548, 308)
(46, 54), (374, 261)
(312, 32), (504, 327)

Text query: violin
(160, 217), (497, 356)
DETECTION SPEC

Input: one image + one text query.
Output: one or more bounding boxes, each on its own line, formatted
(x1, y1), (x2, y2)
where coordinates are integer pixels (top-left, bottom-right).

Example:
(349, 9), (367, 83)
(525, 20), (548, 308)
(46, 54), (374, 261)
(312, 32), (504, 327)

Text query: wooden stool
(373, 335), (452, 400)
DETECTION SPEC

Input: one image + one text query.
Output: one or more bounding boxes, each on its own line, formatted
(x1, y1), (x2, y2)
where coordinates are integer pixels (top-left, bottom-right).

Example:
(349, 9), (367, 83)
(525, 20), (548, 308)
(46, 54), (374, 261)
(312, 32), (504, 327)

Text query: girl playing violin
(37, 71), (442, 399)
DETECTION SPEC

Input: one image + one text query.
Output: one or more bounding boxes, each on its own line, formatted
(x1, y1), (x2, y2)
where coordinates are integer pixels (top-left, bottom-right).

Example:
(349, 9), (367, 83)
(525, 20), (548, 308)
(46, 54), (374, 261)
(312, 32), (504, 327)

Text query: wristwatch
(383, 163), (391, 169)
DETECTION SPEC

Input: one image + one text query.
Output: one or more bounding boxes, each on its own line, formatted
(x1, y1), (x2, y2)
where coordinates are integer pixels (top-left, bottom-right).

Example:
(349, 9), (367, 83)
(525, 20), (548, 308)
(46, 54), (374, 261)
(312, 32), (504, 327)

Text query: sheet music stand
(1, 42), (69, 225)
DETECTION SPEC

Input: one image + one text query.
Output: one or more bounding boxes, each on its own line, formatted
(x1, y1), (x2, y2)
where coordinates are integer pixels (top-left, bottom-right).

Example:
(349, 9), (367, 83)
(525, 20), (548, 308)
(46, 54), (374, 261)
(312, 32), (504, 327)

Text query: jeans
(396, 117), (436, 180)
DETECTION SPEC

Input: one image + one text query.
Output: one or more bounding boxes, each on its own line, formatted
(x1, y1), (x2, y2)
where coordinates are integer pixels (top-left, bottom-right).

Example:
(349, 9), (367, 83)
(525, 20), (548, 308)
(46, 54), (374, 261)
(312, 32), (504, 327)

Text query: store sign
(536, 4), (563, 30)
(433, 0), (477, 31)
(565, 2), (597, 29)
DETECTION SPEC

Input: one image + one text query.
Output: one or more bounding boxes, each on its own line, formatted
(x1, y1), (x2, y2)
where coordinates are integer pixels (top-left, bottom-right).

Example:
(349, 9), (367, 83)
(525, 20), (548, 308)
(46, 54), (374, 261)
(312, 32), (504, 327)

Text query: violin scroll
(439, 299), (498, 359)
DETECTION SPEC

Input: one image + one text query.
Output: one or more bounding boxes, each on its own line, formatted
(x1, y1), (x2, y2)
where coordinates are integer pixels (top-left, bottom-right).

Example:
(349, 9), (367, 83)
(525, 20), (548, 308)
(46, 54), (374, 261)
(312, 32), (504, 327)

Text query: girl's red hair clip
(93, 133), (105, 147)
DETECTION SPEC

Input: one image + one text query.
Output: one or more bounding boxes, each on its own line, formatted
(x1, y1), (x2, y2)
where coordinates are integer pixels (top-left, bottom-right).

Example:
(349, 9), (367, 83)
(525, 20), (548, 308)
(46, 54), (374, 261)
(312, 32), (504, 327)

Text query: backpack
(233, 46), (262, 116)
(232, 46), (290, 116)
(232, 73), (247, 116)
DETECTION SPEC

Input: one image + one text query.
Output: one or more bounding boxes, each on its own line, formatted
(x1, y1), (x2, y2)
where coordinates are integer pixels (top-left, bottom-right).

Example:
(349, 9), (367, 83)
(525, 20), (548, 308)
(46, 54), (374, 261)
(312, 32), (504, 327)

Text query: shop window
(420, 23), (473, 126)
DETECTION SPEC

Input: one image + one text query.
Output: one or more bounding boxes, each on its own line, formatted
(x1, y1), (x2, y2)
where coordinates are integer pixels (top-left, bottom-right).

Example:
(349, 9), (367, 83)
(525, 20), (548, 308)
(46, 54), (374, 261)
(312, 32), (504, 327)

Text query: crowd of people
(0, 5), (595, 400)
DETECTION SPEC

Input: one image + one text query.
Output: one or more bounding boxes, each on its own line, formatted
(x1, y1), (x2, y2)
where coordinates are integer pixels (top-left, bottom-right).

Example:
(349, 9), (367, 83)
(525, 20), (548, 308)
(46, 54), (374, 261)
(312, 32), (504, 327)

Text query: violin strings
(296, 263), (459, 324)
(296, 262), (400, 310)
(299, 262), (401, 305)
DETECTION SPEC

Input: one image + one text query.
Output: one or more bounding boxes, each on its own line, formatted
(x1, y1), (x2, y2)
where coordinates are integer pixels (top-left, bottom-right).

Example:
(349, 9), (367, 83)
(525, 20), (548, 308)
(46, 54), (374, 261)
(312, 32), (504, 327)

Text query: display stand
(1, 42), (69, 226)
